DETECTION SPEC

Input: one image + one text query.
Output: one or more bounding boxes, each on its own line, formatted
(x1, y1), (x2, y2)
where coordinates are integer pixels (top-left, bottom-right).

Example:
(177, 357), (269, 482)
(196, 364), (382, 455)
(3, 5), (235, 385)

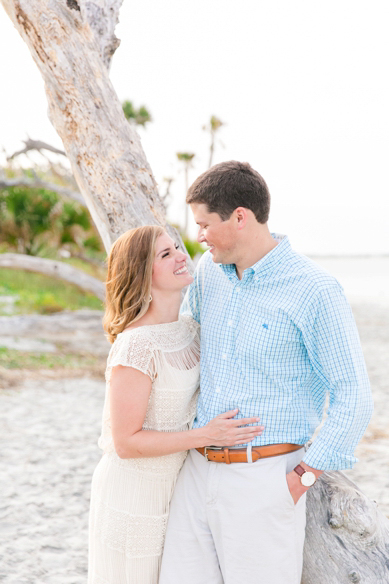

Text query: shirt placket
(216, 277), (245, 397)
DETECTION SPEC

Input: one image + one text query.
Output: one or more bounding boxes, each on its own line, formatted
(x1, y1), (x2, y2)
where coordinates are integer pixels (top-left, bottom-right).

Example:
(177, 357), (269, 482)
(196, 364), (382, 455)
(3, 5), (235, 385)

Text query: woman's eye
(162, 245), (179, 258)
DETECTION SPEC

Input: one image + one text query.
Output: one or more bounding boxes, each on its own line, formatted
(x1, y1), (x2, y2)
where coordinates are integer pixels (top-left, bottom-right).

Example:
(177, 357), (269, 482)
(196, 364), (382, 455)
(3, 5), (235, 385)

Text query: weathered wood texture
(1, 1), (388, 582)
(1, 0), (173, 252)
(303, 471), (389, 583)
(0, 253), (105, 300)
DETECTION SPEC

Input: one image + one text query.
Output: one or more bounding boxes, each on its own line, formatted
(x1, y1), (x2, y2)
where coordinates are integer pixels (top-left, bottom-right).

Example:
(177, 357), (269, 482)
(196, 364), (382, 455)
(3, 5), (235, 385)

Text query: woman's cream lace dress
(88, 315), (200, 584)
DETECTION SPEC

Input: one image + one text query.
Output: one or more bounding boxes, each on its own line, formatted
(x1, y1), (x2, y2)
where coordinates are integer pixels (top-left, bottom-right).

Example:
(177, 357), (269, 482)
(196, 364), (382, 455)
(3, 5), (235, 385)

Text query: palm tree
(176, 152), (195, 235)
(203, 115), (224, 168)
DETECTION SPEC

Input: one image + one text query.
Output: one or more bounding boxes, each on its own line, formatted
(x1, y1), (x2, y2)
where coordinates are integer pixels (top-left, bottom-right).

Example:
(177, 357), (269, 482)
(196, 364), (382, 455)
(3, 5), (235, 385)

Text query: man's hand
(286, 462), (323, 504)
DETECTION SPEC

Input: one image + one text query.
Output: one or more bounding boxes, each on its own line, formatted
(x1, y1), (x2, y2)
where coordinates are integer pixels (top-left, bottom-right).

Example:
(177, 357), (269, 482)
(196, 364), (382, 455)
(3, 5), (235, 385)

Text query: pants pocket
(281, 460), (296, 507)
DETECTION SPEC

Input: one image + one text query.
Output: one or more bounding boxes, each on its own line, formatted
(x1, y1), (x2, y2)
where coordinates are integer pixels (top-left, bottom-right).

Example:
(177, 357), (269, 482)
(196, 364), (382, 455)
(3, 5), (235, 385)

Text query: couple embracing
(88, 161), (373, 584)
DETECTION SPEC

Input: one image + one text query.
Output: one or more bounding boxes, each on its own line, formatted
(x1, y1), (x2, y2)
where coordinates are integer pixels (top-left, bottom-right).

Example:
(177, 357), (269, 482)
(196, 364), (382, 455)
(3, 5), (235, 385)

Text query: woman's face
(151, 233), (193, 293)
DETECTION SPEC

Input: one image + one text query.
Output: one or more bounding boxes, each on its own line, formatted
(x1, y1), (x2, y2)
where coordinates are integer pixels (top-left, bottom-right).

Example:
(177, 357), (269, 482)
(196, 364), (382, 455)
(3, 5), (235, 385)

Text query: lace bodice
(98, 314), (200, 474)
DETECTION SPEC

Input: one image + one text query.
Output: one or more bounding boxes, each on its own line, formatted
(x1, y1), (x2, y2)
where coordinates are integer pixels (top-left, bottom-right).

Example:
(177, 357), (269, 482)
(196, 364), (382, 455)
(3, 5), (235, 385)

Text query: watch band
(293, 464), (306, 477)
(293, 464), (316, 487)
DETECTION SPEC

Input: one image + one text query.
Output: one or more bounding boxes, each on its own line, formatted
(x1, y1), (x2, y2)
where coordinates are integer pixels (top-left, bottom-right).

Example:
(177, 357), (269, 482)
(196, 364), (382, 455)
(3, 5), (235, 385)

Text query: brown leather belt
(196, 443), (302, 464)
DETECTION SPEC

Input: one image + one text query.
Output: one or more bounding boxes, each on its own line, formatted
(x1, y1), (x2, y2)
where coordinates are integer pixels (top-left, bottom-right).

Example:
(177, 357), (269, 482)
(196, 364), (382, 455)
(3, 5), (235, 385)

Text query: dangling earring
(149, 294), (152, 302)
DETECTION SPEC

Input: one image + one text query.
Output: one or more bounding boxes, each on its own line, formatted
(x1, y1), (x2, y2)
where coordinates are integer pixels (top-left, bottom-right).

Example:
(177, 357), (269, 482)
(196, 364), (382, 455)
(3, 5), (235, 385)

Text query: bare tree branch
(0, 176), (85, 205)
(0, 253), (105, 300)
(6, 138), (66, 160)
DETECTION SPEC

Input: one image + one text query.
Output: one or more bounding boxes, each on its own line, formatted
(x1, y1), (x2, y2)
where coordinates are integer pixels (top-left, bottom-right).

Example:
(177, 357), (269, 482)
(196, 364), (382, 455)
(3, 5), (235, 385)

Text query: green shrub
(0, 185), (102, 256)
(0, 186), (58, 254)
(183, 238), (206, 259)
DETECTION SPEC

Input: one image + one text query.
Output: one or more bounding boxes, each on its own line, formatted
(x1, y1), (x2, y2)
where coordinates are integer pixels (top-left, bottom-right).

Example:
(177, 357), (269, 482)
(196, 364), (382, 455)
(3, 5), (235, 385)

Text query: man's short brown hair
(186, 161), (270, 223)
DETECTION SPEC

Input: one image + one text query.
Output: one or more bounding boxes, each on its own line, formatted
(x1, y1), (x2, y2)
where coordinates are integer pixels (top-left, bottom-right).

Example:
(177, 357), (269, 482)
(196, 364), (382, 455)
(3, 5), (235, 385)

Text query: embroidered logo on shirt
(262, 323), (268, 330)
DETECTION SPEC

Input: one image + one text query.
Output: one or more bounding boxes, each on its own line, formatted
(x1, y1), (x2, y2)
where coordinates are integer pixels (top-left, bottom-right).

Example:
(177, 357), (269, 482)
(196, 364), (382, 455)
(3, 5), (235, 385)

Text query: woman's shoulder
(120, 314), (198, 336)
(111, 324), (155, 355)
(110, 315), (198, 354)
(180, 313), (200, 334)
(116, 323), (153, 340)
(107, 326), (155, 378)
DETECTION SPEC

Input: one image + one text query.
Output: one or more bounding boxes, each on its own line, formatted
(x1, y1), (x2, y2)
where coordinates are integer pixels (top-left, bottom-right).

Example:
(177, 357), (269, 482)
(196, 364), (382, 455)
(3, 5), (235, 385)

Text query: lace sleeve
(106, 331), (155, 381)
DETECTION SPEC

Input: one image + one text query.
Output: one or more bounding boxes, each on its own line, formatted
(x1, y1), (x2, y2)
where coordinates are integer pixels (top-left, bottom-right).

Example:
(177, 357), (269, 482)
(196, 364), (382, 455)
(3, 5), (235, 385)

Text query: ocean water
(310, 256), (389, 306)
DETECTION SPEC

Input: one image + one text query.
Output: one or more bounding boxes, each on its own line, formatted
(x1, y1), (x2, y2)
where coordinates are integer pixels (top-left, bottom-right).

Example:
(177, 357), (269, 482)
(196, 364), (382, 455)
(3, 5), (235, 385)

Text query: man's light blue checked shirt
(181, 234), (373, 471)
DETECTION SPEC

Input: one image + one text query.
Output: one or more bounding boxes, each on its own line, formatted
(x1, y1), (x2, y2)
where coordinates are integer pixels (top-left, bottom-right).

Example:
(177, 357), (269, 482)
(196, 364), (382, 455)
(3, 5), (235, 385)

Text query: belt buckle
(204, 446), (223, 461)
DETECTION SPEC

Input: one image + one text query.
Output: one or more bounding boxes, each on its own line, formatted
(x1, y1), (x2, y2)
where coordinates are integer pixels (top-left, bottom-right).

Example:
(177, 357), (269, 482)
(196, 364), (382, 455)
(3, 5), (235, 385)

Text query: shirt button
(222, 354), (227, 360)
(215, 387), (221, 393)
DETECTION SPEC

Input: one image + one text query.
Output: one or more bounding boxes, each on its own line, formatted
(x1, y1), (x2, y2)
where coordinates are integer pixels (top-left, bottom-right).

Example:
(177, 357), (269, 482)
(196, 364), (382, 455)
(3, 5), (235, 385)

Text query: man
(159, 161), (373, 584)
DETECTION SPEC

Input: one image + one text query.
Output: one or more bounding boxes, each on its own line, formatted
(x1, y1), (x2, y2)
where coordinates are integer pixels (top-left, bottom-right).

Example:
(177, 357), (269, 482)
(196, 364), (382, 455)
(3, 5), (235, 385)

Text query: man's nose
(197, 229), (205, 243)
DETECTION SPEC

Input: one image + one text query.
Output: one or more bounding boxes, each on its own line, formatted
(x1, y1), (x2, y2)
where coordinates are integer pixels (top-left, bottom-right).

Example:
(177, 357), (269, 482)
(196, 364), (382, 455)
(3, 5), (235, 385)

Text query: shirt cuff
(302, 445), (358, 471)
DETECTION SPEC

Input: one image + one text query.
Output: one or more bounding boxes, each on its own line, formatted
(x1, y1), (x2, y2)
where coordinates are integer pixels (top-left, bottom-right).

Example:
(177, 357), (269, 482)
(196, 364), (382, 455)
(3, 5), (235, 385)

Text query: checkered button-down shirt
(181, 234), (373, 470)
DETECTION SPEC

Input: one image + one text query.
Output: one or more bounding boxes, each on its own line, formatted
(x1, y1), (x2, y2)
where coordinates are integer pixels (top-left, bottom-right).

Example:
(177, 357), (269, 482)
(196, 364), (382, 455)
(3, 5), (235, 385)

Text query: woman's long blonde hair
(103, 225), (165, 343)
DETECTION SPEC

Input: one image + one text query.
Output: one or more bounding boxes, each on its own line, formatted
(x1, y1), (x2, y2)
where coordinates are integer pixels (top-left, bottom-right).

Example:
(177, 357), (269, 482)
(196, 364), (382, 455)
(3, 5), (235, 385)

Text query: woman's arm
(110, 365), (263, 459)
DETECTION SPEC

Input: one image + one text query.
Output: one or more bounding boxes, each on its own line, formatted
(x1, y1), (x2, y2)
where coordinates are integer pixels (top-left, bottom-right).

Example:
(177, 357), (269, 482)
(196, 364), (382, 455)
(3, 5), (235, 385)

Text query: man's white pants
(159, 447), (306, 584)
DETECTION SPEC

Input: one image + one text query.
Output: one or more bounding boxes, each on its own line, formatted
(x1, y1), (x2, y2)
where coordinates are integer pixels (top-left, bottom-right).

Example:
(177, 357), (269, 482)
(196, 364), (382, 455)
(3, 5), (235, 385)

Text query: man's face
(190, 203), (237, 264)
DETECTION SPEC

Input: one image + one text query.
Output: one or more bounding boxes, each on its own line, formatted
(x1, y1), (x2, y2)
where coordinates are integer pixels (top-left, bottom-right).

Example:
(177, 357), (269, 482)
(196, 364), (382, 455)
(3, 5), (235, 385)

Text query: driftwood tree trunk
(303, 472), (389, 584)
(1, 1), (388, 582)
(0, 253), (104, 300)
(0, 0), (176, 253)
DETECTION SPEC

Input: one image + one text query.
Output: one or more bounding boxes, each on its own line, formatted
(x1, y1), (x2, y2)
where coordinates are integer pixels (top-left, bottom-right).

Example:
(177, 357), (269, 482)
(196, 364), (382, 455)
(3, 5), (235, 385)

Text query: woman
(88, 226), (263, 584)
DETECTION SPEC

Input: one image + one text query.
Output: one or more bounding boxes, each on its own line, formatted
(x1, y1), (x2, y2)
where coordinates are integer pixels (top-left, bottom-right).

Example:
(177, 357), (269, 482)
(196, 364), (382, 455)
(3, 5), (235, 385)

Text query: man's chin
(210, 250), (224, 264)
(209, 249), (218, 262)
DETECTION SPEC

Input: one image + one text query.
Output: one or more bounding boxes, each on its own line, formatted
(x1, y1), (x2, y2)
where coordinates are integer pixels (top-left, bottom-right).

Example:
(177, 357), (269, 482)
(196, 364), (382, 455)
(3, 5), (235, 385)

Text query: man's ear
(234, 207), (248, 230)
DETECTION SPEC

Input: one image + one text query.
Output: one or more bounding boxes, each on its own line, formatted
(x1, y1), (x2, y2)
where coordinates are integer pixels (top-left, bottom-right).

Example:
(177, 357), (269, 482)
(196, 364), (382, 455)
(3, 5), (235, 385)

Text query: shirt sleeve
(107, 333), (155, 381)
(180, 253), (207, 324)
(300, 284), (373, 470)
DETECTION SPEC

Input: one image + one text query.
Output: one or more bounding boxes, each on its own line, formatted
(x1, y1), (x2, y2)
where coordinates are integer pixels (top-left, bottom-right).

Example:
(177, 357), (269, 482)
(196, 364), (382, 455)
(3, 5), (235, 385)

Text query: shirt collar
(219, 233), (291, 282)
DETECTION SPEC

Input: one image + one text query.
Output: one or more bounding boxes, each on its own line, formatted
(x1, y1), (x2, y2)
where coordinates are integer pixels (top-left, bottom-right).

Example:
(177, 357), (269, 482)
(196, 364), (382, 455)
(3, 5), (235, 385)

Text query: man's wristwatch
(293, 464), (316, 487)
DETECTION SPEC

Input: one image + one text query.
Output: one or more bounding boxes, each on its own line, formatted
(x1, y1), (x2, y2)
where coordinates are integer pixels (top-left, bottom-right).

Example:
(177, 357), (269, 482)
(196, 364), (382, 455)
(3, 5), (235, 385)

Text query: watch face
(301, 471), (316, 487)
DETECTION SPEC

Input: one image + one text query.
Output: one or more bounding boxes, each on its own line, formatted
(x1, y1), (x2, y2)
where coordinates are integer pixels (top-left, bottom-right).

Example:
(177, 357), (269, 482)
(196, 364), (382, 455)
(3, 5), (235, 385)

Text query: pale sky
(0, 1), (388, 255)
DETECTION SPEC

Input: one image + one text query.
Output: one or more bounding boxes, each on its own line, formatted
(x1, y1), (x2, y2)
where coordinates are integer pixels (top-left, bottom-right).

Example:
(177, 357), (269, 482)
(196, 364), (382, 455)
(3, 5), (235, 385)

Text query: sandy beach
(0, 290), (388, 582)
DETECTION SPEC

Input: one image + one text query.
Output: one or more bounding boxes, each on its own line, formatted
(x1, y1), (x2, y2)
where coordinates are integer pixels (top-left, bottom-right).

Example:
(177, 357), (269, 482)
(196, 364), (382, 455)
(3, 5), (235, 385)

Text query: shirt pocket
(236, 317), (304, 372)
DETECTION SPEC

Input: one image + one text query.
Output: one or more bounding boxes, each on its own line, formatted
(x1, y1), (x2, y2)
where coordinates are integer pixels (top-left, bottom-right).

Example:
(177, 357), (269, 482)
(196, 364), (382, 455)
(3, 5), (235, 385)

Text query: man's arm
(301, 284), (373, 470)
(287, 284), (373, 503)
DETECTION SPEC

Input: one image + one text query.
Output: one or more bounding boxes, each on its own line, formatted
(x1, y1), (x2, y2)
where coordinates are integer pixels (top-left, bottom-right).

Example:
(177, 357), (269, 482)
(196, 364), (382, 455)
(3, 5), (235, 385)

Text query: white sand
(0, 377), (105, 584)
(343, 302), (389, 517)
(0, 299), (388, 583)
